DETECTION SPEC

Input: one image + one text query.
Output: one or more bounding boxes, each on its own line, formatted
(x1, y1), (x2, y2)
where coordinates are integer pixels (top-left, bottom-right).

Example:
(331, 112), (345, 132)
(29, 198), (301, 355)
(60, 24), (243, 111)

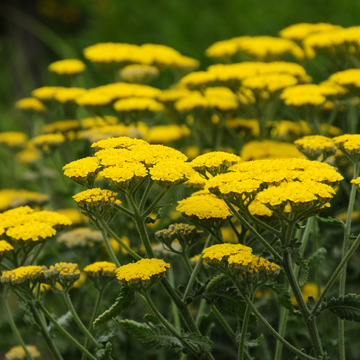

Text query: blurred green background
(2, 0), (360, 130)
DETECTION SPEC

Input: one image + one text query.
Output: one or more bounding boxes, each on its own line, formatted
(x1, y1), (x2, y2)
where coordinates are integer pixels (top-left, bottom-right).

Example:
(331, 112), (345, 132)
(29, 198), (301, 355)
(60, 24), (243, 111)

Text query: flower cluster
(1, 265), (47, 286)
(84, 261), (117, 278)
(48, 262), (81, 288)
(5, 345), (40, 360)
(333, 134), (360, 162)
(48, 59), (86, 75)
(295, 135), (337, 160)
(0, 132), (28, 147)
(57, 227), (103, 248)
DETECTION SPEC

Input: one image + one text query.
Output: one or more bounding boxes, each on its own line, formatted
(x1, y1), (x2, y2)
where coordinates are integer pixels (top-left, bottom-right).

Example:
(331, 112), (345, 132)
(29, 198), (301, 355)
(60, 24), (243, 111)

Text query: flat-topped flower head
(91, 136), (148, 151)
(27, 211), (72, 230)
(191, 152), (241, 176)
(75, 90), (113, 107)
(146, 125), (190, 144)
(73, 188), (118, 218)
(0, 206), (34, 229)
(0, 240), (14, 255)
(54, 87), (87, 103)
(0, 132), (28, 148)
(242, 73), (298, 93)
(84, 261), (117, 278)
(280, 23), (342, 41)
(5, 345), (40, 360)
(31, 86), (64, 101)
(116, 258), (170, 290)
(15, 98), (45, 112)
(295, 135), (337, 160)
(42, 120), (80, 135)
(248, 199), (273, 219)
(120, 64), (159, 83)
(333, 134), (360, 162)
(48, 59), (86, 75)
(6, 221), (56, 242)
(176, 190), (232, 227)
(179, 71), (216, 89)
(63, 157), (101, 187)
(57, 227), (103, 248)
(328, 69), (360, 93)
(149, 159), (192, 188)
(31, 133), (65, 152)
(1, 265), (47, 286)
(48, 262), (80, 288)
(99, 163), (148, 191)
(184, 170), (209, 189)
(157, 88), (197, 103)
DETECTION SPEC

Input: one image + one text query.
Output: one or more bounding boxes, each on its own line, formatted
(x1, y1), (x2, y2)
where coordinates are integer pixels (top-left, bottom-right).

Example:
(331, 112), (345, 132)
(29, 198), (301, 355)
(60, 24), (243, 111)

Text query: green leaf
(326, 294), (360, 322)
(19, 301), (41, 334)
(297, 258), (309, 287)
(316, 216), (345, 227)
(119, 320), (183, 350)
(96, 321), (120, 343)
(183, 282), (206, 305)
(181, 331), (213, 355)
(206, 273), (233, 293)
(56, 311), (72, 329)
(93, 286), (135, 329)
(236, 333), (263, 348)
(203, 287), (258, 326)
(96, 342), (113, 360)
(307, 247), (327, 267)
(263, 282), (293, 311)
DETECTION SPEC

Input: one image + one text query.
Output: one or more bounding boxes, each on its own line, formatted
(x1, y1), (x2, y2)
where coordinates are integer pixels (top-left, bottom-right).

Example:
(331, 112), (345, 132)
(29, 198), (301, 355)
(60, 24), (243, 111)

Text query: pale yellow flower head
(48, 59), (86, 75)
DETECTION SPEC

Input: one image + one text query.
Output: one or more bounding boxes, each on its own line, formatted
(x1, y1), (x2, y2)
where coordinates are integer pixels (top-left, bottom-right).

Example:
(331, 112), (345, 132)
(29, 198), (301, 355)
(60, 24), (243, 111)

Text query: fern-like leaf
(326, 294), (360, 322)
(93, 286), (135, 328)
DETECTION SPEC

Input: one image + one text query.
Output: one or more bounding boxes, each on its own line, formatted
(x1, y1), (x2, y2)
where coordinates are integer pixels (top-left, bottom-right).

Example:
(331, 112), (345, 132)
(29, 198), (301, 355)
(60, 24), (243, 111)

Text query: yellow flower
(0, 132), (28, 147)
(63, 157), (101, 185)
(295, 135), (337, 159)
(6, 221), (56, 241)
(54, 87), (87, 103)
(242, 73), (298, 92)
(146, 125), (190, 144)
(157, 88), (197, 103)
(91, 136), (148, 151)
(73, 188), (118, 207)
(0, 240), (14, 255)
(84, 261), (117, 277)
(1, 266), (47, 286)
(116, 258), (170, 289)
(26, 211), (72, 229)
(5, 345), (40, 360)
(180, 71), (216, 89)
(202, 243), (252, 263)
(15, 148), (40, 164)
(280, 23), (342, 41)
(0, 189), (49, 212)
(114, 97), (164, 112)
(334, 134), (360, 161)
(56, 208), (86, 225)
(0, 206), (34, 229)
(292, 282), (321, 306)
(48, 59), (86, 75)
(226, 118), (260, 137)
(120, 64), (159, 83)
(42, 120), (80, 134)
(31, 133), (65, 150)
(31, 86), (64, 100)
(15, 98), (45, 112)
(57, 227), (103, 248)
(49, 262), (81, 285)
(75, 90), (114, 107)
(80, 115), (119, 129)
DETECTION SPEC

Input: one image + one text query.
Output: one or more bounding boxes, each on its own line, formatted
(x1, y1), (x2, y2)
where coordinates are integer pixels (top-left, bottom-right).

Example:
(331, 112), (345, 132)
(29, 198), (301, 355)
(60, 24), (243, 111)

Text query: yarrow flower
(120, 64), (159, 83)
(73, 188), (118, 210)
(31, 133), (65, 151)
(0, 132), (28, 148)
(116, 258), (170, 290)
(294, 135), (337, 160)
(5, 345), (40, 360)
(48, 59), (86, 75)
(333, 134), (360, 162)
(0, 240), (14, 255)
(15, 98), (45, 112)
(202, 243), (252, 264)
(54, 87), (87, 103)
(91, 136), (148, 151)
(48, 262), (81, 288)
(6, 221), (56, 242)
(84, 261), (117, 278)
(31, 86), (64, 101)
(57, 227), (103, 248)
(63, 157), (101, 187)
(279, 23), (342, 41)
(1, 265), (47, 286)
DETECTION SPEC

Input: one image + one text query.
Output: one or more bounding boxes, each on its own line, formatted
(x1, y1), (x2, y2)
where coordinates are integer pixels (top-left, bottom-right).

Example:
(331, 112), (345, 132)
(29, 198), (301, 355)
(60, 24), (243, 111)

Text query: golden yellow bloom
(0, 206), (34, 229)
(120, 64), (159, 83)
(56, 208), (86, 225)
(241, 140), (303, 161)
(73, 188), (118, 206)
(95, 82), (161, 100)
(49, 262), (80, 284)
(114, 97), (164, 113)
(42, 120), (80, 134)
(226, 118), (260, 137)
(57, 227), (103, 248)
(0, 132), (28, 147)
(31, 133), (65, 150)
(15, 98), (45, 112)
(242, 73), (298, 92)
(5, 345), (40, 360)
(6, 221), (56, 241)
(280, 23), (342, 41)
(48, 59), (86, 75)
(1, 265), (47, 286)
(157, 88), (197, 103)
(292, 282), (321, 306)
(15, 148), (40, 164)
(281, 84), (339, 106)
(149, 159), (192, 187)
(202, 243), (252, 264)
(180, 71), (216, 89)
(146, 125), (190, 144)
(31, 86), (64, 100)
(0, 240), (14, 255)
(328, 69), (360, 91)
(334, 134), (360, 161)
(54, 87), (87, 103)
(336, 210), (360, 222)
(91, 136), (148, 151)
(176, 190), (232, 222)
(84, 261), (117, 277)
(116, 258), (170, 288)
(75, 90), (114, 107)
(295, 136), (337, 159)
(26, 211), (72, 228)
(80, 116), (119, 129)
(63, 157), (101, 183)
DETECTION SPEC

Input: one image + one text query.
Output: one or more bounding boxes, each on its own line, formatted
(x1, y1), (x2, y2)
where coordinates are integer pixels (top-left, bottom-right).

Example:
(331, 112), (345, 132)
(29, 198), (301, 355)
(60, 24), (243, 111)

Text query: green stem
(99, 219), (141, 261)
(142, 292), (206, 359)
(139, 179), (154, 211)
(282, 250), (324, 357)
(274, 306), (290, 360)
(29, 242), (46, 265)
(167, 267), (181, 330)
(183, 235), (213, 301)
(98, 224), (121, 267)
(196, 299), (207, 326)
(28, 301), (64, 360)
(141, 188), (168, 219)
(181, 253), (194, 275)
(62, 291), (101, 349)
(225, 200), (282, 262)
(311, 232), (360, 317)
(233, 284), (316, 360)
(210, 305), (236, 344)
(114, 203), (135, 218)
(238, 292), (254, 360)
(2, 296), (36, 360)
(339, 162), (360, 360)
(35, 301), (99, 360)
(81, 289), (103, 360)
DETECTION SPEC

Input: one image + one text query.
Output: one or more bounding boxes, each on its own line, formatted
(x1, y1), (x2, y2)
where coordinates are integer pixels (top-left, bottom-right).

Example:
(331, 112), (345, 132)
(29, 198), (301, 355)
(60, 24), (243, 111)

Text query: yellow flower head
(31, 133), (65, 151)
(146, 125), (190, 144)
(202, 243), (252, 265)
(292, 282), (321, 306)
(0, 206), (34, 229)
(180, 71), (216, 89)
(120, 64), (159, 83)
(149, 159), (192, 187)
(31, 86), (64, 100)
(333, 134), (360, 162)
(6, 221), (56, 242)
(191, 151), (241, 176)
(280, 23), (342, 41)
(75, 90), (113, 107)
(63, 157), (101, 186)
(114, 97), (164, 113)
(15, 98), (45, 112)
(1, 265), (47, 286)
(242, 73), (298, 93)
(294, 135), (337, 160)
(54, 87), (87, 103)
(176, 190), (232, 224)
(0, 132), (28, 147)
(56, 208), (86, 225)
(5, 345), (40, 360)
(84, 261), (117, 278)
(42, 120), (80, 134)
(57, 227), (103, 248)
(73, 188), (118, 207)
(91, 136), (148, 151)
(26, 211), (72, 229)
(116, 258), (170, 289)
(48, 59), (86, 75)
(49, 262), (81, 286)
(157, 88), (196, 103)
(0, 240), (14, 255)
